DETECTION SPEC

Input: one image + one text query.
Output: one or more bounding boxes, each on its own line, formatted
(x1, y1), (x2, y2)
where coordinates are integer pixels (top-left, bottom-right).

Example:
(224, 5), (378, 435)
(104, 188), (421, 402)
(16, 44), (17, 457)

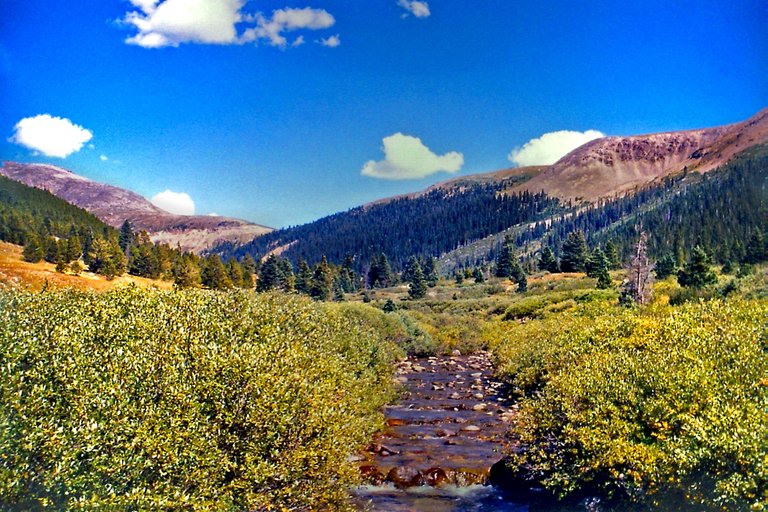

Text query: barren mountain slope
(0, 162), (272, 253)
(516, 108), (768, 201)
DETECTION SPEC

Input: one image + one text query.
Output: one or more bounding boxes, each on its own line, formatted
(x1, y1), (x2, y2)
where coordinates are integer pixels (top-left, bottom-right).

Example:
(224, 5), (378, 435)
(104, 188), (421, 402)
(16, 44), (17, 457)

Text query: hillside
(516, 108), (768, 201)
(0, 173), (114, 246)
(220, 110), (767, 271)
(0, 162), (272, 253)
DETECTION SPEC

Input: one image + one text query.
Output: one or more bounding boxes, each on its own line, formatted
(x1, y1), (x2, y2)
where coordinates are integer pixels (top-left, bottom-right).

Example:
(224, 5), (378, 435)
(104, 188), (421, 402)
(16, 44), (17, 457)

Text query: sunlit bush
(0, 287), (397, 510)
(494, 300), (768, 510)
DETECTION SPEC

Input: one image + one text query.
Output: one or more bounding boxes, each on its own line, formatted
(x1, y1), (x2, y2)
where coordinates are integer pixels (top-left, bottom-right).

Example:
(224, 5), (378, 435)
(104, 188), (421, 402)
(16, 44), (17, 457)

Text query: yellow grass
(0, 241), (173, 292)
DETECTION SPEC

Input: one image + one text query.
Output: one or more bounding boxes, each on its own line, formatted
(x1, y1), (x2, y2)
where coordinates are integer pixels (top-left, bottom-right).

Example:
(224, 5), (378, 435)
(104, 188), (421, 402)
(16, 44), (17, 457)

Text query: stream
(352, 352), (530, 511)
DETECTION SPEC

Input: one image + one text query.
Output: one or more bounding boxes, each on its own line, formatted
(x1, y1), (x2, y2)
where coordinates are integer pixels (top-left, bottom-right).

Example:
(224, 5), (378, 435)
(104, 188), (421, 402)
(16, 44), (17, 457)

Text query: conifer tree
(407, 259), (427, 299)
(44, 237), (60, 264)
(604, 240), (621, 269)
(226, 259), (245, 288)
(310, 256), (334, 301)
(678, 246), (717, 289)
(66, 235), (82, 263)
(424, 256), (439, 287)
(295, 259), (313, 295)
(473, 267), (485, 283)
(516, 271), (528, 293)
(119, 220), (135, 252)
(560, 230), (588, 272)
(538, 246), (558, 273)
(654, 253), (677, 279)
(495, 236), (516, 278)
(744, 230), (766, 264)
(257, 255), (280, 292)
(173, 254), (200, 289)
(201, 255), (232, 290)
(276, 258), (295, 292)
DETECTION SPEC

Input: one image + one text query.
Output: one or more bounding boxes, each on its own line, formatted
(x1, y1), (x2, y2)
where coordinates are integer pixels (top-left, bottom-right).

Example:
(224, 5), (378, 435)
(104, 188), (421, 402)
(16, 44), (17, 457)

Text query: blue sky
(1, 0), (765, 227)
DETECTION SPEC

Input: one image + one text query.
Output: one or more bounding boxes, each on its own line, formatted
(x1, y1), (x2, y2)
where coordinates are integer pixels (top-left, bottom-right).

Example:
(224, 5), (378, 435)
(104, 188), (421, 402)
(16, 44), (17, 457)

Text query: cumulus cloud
(398, 0), (430, 18)
(241, 7), (335, 47)
(122, 1), (336, 49)
(100, 155), (109, 161)
(10, 114), (93, 158)
(150, 190), (196, 215)
(508, 129), (605, 167)
(362, 133), (463, 180)
(319, 34), (340, 47)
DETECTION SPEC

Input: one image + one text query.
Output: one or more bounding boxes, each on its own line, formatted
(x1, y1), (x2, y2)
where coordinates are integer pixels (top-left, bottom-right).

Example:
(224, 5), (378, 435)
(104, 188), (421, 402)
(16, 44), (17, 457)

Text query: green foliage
(654, 253), (678, 279)
(538, 245), (559, 272)
(560, 230), (588, 272)
(678, 246), (717, 289)
(493, 300), (768, 510)
(0, 288), (397, 510)
(502, 288), (617, 321)
(22, 234), (43, 263)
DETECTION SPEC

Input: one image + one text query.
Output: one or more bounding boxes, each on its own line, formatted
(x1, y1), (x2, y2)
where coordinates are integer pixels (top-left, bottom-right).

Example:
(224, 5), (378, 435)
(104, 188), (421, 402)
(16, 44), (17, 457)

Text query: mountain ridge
(0, 162), (272, 253)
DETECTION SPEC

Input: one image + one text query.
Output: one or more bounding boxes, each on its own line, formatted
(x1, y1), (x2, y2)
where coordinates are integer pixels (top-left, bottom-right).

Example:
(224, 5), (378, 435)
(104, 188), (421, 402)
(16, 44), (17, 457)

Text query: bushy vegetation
(0, 287), (398, 510)
(492, 299), (768, 510)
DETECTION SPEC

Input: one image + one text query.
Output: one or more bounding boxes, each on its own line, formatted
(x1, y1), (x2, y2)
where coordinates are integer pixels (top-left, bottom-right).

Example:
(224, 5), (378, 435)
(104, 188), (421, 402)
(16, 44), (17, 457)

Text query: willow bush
(493, 299), (768, 510)
(0, 287), (397, 510)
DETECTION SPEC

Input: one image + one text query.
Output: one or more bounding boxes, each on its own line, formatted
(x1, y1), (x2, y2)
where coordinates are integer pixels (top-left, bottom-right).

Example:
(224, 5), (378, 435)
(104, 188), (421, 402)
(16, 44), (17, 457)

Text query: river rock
(472, 403), (487, 411)
(461, 424), (481, 432)
(424, 467), (449, 487)
(360, 465), (385, 485)
(386, 466), (424, 488)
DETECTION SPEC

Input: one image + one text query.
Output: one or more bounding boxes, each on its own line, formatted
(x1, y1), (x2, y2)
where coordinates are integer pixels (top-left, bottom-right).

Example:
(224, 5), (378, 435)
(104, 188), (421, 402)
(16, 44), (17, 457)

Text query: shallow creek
(352, 352), (528, 511)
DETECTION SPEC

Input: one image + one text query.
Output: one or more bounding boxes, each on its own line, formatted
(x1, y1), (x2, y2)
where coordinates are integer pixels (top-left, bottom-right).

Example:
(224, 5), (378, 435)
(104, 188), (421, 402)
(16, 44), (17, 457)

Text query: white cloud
(121, 1), (335, 49)
(241, 7), (335, 47)
(124, 0), (244, 47)
(319, 34), (340, 47)
(150, 190), (196, 215)
(508, 129), (605, 167)
(100, 154), (109, 161)
(362, 133), (463, 180)
(10, 114), (93, 158)
(398, 0), (430, 18)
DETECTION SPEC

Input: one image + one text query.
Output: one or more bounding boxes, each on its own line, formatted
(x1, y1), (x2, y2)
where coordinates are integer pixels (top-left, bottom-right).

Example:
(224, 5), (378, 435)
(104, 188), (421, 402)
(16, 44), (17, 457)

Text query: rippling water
(353, 484), (529, 512)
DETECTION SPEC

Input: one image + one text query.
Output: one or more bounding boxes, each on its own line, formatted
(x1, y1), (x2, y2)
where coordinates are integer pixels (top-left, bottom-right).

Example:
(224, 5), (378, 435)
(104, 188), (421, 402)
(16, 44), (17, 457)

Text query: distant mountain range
(222, 108), (768, 269)
(2, 108), (765, 263)
(0, 162), (272, 253)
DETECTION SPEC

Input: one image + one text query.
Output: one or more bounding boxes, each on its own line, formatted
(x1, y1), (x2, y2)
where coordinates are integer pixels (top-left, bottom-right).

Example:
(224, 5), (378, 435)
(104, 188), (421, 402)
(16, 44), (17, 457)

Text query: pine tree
(119, 220), (135, 252)
(310, 256), (333, 301)
(538, 246), (558, 273)
(66, 235), (82, 263)
(44, 237), (61, 264)
(173, 254), (200, 289)
(654, 253), (677, 280)
(495, 236), (515, 278)
(604, 240), (621, 269)
(201, 255), (232, 290)
(226, 259), (245, 288)
(407, 259), (427, 299)
(257, 255), (280, 292)
(276, 258), (295, 292)
(678, 246), (717, 289)
(473, 268), (485, 283)
(744, 230), (766, 264)
(368, 253), (393, 288)
(295, 259), (313, 295)
(424, 256), (439, 287)
(241, 254), (258, 275)
(586, 248), (608, 279)
(516, 272), (528, 293)
(454, 271), (464, 284)
(560, 231), (588, 272)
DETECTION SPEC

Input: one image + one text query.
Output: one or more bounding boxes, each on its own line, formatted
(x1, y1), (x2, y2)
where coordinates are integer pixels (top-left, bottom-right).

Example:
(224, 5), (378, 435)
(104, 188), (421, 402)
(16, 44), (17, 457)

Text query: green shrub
(495, 300), (768, 510)
(0, 287), (397, 510)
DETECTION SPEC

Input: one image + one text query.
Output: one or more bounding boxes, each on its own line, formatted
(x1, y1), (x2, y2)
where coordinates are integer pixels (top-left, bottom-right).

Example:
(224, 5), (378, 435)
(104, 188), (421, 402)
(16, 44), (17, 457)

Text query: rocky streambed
(352, 352), (527, 511)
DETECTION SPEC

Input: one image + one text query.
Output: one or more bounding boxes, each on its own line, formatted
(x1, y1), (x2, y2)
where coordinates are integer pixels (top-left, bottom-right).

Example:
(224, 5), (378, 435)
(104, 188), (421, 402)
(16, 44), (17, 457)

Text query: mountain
(219, 108), (767, 271)
(0, 162), (272, 253)
(513, 108), (768, 201)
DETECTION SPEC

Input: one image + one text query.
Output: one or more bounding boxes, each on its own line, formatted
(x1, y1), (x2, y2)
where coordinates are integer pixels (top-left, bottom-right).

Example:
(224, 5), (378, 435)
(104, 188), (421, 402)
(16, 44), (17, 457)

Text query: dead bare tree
(622, 229), (654, 305)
